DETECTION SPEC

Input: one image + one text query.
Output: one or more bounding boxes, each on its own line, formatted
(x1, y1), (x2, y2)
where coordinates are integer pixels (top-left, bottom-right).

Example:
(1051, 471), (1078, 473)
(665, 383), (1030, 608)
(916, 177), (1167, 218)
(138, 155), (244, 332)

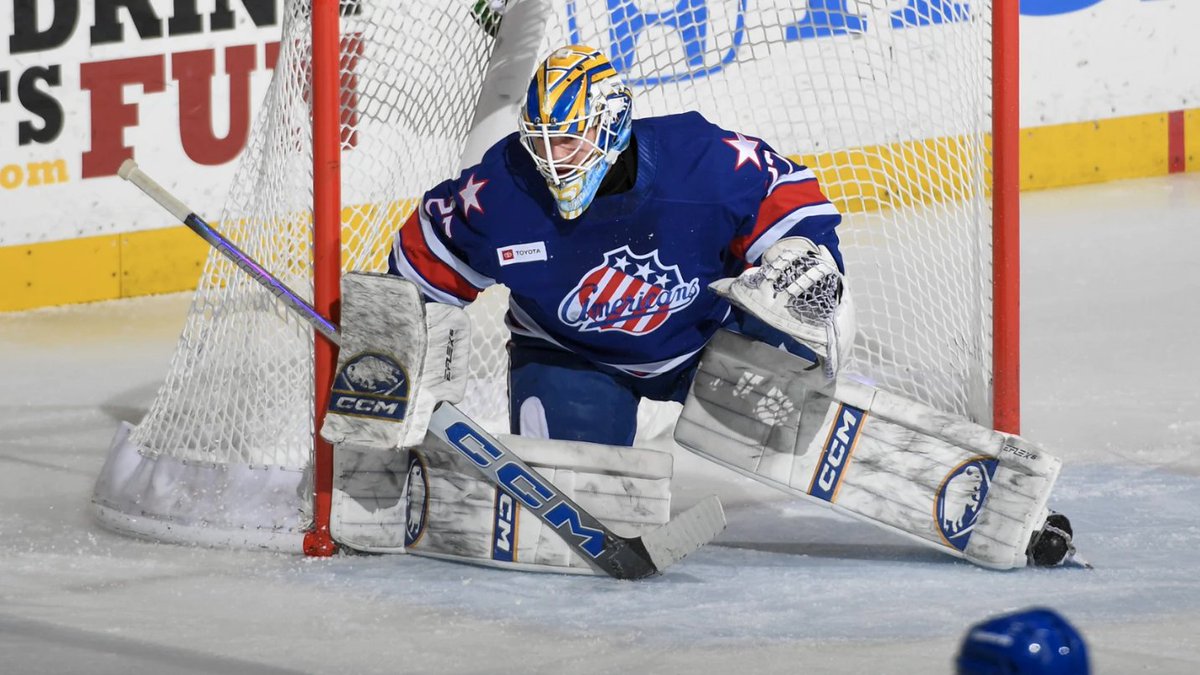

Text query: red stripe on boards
(1168, 110), (1186, 174)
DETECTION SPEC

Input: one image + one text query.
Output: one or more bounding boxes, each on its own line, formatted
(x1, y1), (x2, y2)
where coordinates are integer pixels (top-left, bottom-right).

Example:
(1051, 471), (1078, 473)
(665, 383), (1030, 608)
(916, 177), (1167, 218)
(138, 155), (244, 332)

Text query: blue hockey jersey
(388, 112), (842, 378)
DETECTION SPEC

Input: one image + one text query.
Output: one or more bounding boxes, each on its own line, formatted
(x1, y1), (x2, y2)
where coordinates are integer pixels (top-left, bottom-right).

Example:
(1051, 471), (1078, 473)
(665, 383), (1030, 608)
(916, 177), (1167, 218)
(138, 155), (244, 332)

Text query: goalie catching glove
(711, 237), (854, 379)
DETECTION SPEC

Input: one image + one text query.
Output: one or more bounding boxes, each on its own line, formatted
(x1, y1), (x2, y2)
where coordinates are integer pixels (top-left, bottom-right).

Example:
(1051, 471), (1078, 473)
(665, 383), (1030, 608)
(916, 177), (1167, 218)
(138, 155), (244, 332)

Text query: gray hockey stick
(117, 159), (341, 346)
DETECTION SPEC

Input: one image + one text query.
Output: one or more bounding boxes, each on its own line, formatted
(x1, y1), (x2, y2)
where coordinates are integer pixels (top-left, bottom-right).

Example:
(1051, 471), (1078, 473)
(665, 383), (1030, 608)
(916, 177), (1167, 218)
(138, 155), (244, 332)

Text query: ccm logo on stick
(444, 422), (606, 558)
(492, 490), (517, 562)
(808, 404), (867, 503)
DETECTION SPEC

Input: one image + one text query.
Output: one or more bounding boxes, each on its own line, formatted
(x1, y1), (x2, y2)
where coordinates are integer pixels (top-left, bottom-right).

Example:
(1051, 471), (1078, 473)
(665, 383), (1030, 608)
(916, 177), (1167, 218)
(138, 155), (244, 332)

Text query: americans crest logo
(558, 246), (700, 335)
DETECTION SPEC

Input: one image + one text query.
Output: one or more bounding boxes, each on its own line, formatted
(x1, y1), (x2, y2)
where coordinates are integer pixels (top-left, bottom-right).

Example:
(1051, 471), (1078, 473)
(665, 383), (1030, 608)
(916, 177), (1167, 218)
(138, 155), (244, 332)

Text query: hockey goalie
(325, 44), (1079, 574)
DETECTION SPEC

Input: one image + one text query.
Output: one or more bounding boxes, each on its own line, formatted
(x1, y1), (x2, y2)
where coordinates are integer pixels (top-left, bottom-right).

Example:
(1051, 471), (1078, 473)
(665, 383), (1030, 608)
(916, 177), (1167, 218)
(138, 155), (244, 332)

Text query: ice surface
(2, 174), (1199, 674)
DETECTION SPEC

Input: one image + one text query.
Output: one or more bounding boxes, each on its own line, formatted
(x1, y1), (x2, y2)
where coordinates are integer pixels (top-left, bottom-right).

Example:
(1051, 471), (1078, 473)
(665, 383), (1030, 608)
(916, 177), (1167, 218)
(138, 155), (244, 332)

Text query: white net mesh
(130, 1), (503, 469)
(126, 0), (995, 537)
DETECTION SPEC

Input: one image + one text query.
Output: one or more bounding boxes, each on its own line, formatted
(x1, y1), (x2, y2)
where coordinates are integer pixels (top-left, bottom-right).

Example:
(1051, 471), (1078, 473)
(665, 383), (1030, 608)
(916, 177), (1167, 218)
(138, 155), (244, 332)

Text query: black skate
(1026, 512), (1091, 568)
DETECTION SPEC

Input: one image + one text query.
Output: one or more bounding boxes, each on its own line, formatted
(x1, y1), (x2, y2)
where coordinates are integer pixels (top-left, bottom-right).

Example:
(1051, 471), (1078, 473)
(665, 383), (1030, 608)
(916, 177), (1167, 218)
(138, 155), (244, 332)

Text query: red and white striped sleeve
(729, 146), (844, 270)
(387, 188), (494, 307)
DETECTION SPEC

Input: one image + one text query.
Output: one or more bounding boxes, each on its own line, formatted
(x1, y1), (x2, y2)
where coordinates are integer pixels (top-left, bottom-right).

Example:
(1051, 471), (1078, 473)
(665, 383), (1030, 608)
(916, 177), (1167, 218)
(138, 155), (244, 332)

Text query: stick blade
(640, 495), (726, 573)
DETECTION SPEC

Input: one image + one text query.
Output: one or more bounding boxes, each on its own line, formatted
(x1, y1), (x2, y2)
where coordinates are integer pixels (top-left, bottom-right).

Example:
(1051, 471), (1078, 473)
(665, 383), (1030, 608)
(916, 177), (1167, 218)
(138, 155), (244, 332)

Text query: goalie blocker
(320, 272), (472, 452)
(676, 329), (1068, 570)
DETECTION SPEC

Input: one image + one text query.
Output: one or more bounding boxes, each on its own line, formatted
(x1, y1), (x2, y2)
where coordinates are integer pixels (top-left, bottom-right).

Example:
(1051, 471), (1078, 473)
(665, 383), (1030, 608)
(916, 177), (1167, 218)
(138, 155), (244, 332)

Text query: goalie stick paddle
(117, 159), (342, 346)
(429, 401), (727, 580)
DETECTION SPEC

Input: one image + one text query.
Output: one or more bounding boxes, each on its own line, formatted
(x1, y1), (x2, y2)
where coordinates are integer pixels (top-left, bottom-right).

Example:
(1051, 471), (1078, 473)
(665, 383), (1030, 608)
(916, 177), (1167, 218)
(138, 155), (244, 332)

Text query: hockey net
(92, 0), (1011, 551)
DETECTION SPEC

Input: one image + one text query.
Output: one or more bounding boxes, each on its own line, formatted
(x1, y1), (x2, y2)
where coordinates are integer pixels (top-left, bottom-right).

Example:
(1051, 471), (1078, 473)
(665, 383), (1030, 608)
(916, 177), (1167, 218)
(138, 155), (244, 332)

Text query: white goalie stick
(118, 160), (726, 579)
(429, 402), (726, 579)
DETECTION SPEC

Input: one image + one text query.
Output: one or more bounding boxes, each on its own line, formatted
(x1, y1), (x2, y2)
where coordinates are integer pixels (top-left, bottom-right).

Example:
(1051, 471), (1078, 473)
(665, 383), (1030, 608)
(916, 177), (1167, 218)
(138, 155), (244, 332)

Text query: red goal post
(307, 0), (343, 557)
(992, 0), (1021, 436)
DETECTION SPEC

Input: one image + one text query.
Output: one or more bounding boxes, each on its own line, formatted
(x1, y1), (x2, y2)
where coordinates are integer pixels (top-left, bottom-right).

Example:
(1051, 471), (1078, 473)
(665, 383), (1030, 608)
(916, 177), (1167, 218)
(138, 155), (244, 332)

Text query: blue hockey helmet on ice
(956, 607), (1090, 674)
(518, 44), (633, 220)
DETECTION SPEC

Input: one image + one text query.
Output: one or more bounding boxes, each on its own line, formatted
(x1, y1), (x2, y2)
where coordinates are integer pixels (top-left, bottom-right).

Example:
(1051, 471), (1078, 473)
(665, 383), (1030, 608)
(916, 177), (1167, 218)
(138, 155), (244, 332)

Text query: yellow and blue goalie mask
(519, 45), (633, 220)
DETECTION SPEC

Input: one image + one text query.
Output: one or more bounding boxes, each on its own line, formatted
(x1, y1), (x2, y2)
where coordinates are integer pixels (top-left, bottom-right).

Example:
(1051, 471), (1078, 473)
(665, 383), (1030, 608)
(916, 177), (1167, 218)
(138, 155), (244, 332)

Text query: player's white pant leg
(405, 435), (674, 574)
(675, 330), (1060, 570)
(319, 273), (471, 451)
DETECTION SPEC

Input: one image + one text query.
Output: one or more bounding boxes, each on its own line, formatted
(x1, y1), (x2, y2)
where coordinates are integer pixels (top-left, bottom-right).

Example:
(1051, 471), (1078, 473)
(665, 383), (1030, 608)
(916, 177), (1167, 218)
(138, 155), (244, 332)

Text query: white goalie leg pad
(329, 443), (411, 552)
(404, 435), (673, 574)
(320, 273), (472, 451)
(675, 330), (1060, 570)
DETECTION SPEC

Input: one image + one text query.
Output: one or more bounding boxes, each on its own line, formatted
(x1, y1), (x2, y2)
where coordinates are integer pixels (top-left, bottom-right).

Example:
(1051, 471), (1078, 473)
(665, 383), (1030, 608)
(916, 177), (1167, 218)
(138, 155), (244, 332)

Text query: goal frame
(305, 0), (343, 557)
(304, 0), (1020, 556)
(992, 0), (1021, 436)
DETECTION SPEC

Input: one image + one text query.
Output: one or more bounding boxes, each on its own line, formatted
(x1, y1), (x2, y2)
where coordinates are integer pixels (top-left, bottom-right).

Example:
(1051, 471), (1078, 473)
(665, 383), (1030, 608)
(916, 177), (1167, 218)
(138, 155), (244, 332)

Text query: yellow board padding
(120, 226), (210, 298)
(792, 135), (990, 215)
(1186, 109), (1200, 171)
(0, 235), (120, 312)
(799, 110), (1186, 208)
(340, 199), (416, 272)
(1020, 112), (1171, 190)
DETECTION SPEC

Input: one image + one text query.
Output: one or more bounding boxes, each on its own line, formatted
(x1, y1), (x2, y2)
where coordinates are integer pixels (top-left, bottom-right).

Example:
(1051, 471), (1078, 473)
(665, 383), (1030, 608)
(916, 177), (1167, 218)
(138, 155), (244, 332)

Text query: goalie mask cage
(91, 0), (1018, 553)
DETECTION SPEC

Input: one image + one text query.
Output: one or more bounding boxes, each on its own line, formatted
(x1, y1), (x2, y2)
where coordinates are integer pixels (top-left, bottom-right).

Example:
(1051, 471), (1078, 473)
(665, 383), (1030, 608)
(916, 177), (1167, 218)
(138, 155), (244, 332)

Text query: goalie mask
(519, 45), (633, 220)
